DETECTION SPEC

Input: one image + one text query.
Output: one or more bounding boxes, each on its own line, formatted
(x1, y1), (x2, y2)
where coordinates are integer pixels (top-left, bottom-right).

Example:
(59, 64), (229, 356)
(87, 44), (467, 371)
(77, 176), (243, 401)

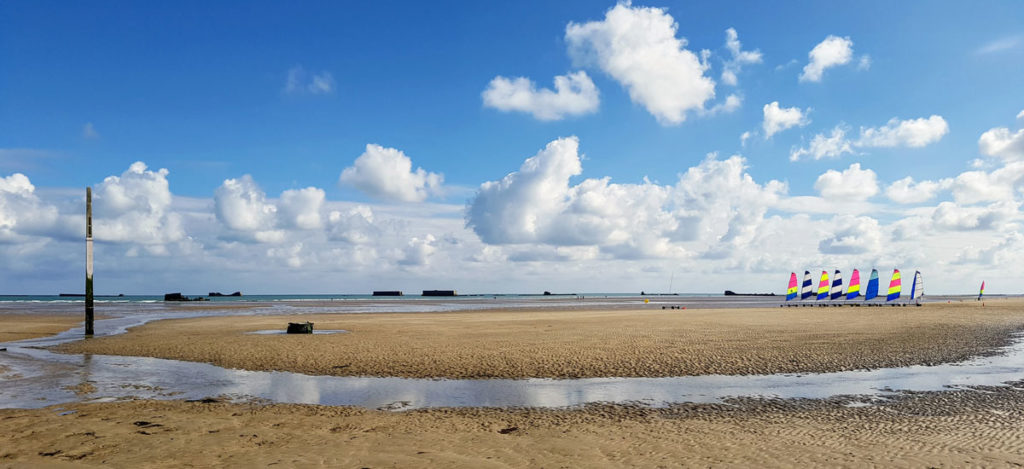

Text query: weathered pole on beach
(85, 187), (94, 336)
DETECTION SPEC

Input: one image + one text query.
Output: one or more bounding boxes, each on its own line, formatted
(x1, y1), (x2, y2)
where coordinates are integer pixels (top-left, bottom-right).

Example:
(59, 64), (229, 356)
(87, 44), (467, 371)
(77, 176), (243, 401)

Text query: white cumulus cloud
(885, 176), (950, 204)
(932, 200), (1018, 231)
(482, 71), (600, 121)
(400, 234), (438, 266)
(818, 215), (883, 254)
(467, 137), (584, 245)
(706, 94), (742, 115)
(214, 175), (278, 232)
(466, 137), (786, 260)
(93, 162), (184, 247)
(790, 126), (853, 161)
(0, 173), (60, 240)
(327, 205), (378, 244)
(721, 27), (762, 86)
(565, 3), (715, 125)
(278, 187), (325, 230)
(762, 101), (810, 138)
(856, 115), (949, 148)
(800, 35), (854, 83)
(814, 163), (879, 200)
(950, 162), (1024, 205)
(339, 144), (443, 202)
(979, 127), (1024, 161)
(792, 115), (948, 161)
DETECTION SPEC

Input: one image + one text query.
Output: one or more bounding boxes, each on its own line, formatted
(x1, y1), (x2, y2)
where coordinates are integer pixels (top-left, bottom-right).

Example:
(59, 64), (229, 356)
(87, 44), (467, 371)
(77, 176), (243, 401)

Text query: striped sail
(864, 269), (879, 301)
(829, 270), (844, 300)
(978, 281), (985, 301)
(910, 271), (923, 300)
(786, 272), (798, 301)
(845, 269), (861, 300)
(886, 269), (902, 301)
(816, 271), (830, 300)
(800, 271), (814, 300)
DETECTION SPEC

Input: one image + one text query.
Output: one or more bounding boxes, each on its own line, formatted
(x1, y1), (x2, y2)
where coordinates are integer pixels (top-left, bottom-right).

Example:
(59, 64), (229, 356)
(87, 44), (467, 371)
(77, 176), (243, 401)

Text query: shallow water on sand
(2, 296), (1019, 410)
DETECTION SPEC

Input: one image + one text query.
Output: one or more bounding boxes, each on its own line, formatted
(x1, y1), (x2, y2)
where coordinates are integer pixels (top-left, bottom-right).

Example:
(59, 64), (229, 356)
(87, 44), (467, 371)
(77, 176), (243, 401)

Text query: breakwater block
(373, 291), (403, 296)
(287, 322), (314, 334)
(422, 290), (457, 297)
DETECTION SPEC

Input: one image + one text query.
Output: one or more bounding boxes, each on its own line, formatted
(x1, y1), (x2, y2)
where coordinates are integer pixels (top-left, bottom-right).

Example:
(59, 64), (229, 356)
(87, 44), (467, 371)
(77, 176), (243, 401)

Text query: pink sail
(846, 269), (861, 300)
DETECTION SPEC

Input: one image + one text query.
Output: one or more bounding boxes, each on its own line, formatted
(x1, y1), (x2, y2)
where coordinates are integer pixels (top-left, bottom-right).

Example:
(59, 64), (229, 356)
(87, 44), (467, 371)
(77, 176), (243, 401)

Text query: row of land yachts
(785, 268), (924, 307)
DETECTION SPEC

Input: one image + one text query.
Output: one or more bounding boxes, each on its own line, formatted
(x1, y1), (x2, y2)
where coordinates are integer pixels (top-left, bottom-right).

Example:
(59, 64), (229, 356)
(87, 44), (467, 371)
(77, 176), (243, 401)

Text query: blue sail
(864, 269), (879, 301)
(829, 269), (844, 300)
(800, 270), (814, 300)
(910, 271), (923, 300)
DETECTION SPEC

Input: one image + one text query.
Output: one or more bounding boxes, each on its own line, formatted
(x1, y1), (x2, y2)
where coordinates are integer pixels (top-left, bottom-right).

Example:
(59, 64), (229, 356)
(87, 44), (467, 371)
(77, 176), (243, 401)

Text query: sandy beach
(2, 384), (1023, 467)
(58, 298), (1024, 379)
(2, 298), (1023, 466)
(0, 314), (89, 343)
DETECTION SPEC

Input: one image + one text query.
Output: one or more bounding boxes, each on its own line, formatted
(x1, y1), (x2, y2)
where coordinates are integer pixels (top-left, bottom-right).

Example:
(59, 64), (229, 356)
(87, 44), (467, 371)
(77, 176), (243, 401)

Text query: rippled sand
(2, 384), (1023, 467)
(57, 298), (1024, 378)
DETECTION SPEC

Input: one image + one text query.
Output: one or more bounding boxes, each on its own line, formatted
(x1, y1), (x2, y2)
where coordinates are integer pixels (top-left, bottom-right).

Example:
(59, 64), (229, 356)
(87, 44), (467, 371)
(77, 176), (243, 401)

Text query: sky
(2, 0), (1023, 295)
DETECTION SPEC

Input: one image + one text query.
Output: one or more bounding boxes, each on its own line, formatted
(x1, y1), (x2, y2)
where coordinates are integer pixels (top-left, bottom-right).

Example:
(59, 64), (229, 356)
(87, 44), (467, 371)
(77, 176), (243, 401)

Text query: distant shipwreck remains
(724, 290), (776, 296)
(164, 293), (208, 302)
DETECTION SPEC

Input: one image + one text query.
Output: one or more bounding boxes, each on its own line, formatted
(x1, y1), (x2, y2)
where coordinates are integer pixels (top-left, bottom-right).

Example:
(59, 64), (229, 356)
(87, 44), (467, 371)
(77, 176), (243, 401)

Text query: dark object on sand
(373, 291), (403, 296)
(287, 322), (314, 334)
(164, 293), (208, 302)
(422, 290), (457, 297)
(724, 290), (776, 296)
(208, 291), (242, 297)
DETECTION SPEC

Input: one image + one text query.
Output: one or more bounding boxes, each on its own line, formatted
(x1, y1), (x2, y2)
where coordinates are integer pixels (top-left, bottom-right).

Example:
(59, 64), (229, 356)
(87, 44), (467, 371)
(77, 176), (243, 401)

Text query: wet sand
(58, 298), (1024, 379)
(4, 298), (1024, 466)
(0, 314), (89, 343)
(2, 384), (1023, 467)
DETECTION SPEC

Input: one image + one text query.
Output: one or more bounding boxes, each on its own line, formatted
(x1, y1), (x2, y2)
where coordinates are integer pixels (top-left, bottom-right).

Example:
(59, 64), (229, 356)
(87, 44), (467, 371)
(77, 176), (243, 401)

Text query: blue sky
(2, 1), (1023, 294)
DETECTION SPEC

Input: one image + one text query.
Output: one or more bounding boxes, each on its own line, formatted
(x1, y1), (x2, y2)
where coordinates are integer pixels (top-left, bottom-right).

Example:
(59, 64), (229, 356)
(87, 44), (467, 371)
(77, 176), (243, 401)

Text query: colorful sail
(800, 271), (814, 300)
(910, 271), (923, 300)
(786, 272), (798, 301)
(845, 269), (861, 300)
(864, 269), (879, 301)
(829, 270), (844, 300)
(978, 281), (985, 301)
(886, 269), (902, 301)
(816, 271), (830, 300)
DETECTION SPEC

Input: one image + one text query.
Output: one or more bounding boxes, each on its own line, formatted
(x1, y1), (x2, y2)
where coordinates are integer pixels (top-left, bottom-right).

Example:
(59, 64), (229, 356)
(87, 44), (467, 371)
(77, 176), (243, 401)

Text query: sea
(0, 292), (708, 303)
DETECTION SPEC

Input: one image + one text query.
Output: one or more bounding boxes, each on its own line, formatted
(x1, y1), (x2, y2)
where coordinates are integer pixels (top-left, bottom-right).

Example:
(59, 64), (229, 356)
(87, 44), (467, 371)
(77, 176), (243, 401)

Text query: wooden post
(85, 187), (94, 336)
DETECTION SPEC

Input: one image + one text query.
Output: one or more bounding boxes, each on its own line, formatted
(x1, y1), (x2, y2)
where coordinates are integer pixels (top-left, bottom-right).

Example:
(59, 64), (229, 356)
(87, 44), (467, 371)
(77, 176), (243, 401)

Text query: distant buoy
(644, 299), (649, 304)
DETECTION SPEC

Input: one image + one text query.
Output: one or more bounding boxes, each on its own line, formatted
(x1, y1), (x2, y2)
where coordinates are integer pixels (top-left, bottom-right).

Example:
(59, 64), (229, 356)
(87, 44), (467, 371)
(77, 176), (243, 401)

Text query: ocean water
(0, 292), (713, 304)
